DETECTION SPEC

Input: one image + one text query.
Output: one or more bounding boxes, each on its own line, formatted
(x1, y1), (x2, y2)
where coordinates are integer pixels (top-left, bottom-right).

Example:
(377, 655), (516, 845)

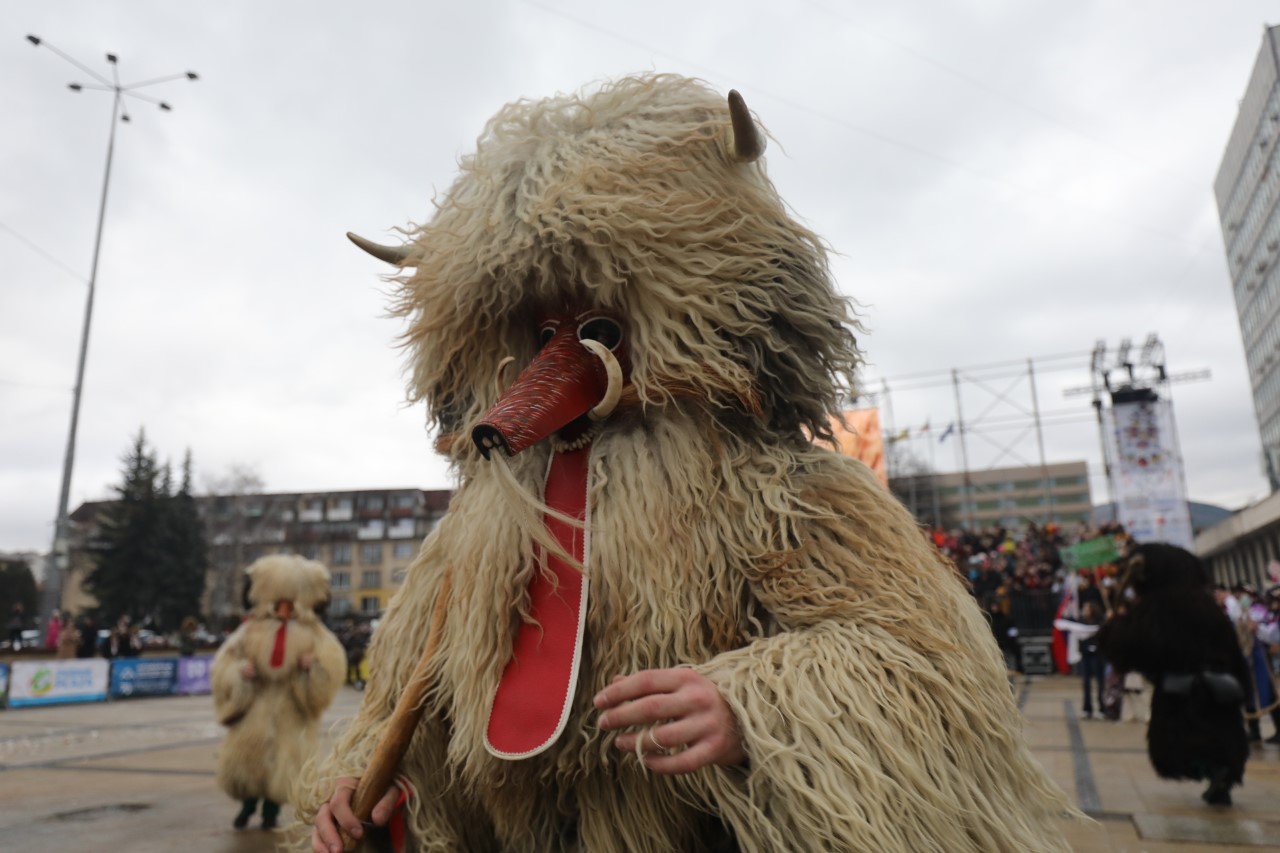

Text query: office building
(1215, 24), (1280, 491)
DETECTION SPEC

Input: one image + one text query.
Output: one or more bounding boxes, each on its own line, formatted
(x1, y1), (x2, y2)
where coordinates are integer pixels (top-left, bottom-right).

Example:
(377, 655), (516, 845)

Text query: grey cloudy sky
(2, 1), (1275, 552)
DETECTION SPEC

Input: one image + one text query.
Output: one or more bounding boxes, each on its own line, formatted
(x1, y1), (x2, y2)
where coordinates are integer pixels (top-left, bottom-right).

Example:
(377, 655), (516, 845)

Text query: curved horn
(727, 90), (765, 162)
(347, 232), (414, 266)
(581, 340), (623, 421)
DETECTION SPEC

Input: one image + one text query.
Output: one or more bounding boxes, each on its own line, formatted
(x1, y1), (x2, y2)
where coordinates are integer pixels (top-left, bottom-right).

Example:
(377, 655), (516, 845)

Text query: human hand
(311, 775), (400, 853)
(240, 662), (256, 681)
(594, 667), (746, 774)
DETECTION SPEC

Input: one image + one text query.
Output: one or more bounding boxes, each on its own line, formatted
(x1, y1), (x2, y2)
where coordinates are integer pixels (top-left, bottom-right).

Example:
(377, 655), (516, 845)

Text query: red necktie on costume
(270, 620), (288, 668)
(485, 446), (590, 759)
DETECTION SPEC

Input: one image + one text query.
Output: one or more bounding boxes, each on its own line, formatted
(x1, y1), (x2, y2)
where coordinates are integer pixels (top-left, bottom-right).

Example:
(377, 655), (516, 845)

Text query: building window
(358, 519), (385, 541)
(361, 495), (385, 512)
(331, 543), (352, 565)
(391, 568), (408, 585)
(391, 493), (419, 509)
(331, 571), (351, 591)
(388, 518), (416, 539)
(361, 596), (380, 615)
(329, 497), (354, 521)
(360, 543), (383, 565)
(361, 570), (381, 589)
(393, 542), (415, 560)
(331, 597), (351, 616)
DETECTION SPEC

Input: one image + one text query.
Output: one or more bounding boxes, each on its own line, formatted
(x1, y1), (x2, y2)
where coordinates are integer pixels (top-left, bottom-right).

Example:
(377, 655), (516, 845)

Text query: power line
(521, 1), (1220, 254)
(798, 0), (1206, 190)
(0, 220), (86, 284)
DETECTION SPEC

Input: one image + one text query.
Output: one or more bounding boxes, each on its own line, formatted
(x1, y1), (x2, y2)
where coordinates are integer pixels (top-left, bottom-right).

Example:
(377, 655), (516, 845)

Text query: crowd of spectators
(929, 519), (1130, 607)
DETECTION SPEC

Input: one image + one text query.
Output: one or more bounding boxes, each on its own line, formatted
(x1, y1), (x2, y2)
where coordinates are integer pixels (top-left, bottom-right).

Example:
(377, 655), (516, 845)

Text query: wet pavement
(0, 676), (1276, 852)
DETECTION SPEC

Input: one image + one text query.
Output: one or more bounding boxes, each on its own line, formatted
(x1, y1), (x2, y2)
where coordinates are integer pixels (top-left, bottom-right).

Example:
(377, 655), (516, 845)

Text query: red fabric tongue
(485, 446), (591, 759)
(270, 621), (287, 668)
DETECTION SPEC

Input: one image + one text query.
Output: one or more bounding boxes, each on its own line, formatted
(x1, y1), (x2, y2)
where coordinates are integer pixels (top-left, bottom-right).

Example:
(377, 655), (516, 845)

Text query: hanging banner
(1104, 396), (1193, 548)
(829, 408), (888, 487)
(8, 659), (109, 707)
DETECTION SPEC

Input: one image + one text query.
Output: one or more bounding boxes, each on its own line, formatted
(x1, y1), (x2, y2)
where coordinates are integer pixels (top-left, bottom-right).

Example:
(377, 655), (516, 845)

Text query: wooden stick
(342, 568), (452, 851)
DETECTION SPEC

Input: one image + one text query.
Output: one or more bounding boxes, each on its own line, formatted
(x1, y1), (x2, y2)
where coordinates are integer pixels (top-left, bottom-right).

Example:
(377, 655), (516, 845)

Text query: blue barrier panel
(0, 662), (8, 709)
(9, 659), (109, 707)
(109, 657), (178, 698)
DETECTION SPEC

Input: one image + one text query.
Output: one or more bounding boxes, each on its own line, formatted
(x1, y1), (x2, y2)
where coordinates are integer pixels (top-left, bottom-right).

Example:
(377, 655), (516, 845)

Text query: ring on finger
(647, 727), (666, 752)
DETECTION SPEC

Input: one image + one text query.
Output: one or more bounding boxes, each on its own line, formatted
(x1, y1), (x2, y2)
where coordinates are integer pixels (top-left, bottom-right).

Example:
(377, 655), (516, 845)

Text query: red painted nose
(472, 326), (609, 458)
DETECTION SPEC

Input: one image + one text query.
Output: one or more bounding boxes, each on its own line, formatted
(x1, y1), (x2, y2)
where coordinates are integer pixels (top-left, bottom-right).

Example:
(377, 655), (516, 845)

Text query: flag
(887, 428), (910, 444)
(939, 422), (955, 443)
(920, 420), (931, 434)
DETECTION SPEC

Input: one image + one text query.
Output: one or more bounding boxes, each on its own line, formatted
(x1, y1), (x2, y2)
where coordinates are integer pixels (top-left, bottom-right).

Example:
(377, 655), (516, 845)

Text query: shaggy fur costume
(295, 74), (1072, 852)
(213, 555), (346, 806)
(1095, 544), (1249, 792)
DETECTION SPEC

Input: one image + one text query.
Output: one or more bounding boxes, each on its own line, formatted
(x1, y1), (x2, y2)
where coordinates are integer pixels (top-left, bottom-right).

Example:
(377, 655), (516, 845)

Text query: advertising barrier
(8, 659), (109, 707)
(175, 655), (213, 695)
(0, 662), (8, 708)
(109, 657), (179, 698)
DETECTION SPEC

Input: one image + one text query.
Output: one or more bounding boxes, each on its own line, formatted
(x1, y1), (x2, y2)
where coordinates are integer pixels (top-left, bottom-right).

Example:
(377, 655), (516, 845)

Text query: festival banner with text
(1104, 397), (1193, 548)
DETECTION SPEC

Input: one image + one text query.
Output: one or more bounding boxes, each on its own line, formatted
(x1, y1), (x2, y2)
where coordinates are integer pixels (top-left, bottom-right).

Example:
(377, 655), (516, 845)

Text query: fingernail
(597, 712), (609, 728)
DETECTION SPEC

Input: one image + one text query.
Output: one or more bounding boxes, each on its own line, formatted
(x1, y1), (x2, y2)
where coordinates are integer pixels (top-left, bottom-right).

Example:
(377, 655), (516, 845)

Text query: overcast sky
(2, 1), (1276, 553)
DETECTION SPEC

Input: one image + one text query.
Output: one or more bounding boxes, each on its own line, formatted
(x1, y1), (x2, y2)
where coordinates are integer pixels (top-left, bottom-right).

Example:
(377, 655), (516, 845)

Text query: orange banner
(829, 409), (887, 487)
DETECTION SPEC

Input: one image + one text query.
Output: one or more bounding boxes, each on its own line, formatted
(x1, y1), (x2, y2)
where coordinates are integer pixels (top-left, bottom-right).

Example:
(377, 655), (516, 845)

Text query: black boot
(233, 798), (257, 829)
(1202, 768), (1233, 806)
(1248, 716), (1263, 743)
(1267, 708), (1280, 744)
(261, 798), (281, 830)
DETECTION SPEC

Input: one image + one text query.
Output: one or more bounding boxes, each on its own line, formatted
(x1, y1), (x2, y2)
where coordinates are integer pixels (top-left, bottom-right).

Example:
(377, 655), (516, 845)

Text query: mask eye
(538, 325), (556, 348)
(578, 317), (622, 351)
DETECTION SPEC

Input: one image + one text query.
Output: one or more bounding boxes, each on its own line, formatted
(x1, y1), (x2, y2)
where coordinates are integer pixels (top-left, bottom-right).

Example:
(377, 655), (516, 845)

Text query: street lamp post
(27, 35), (197, 625)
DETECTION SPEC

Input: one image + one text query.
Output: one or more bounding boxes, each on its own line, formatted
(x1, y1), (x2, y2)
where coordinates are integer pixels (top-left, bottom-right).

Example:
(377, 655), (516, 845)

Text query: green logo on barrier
(30, 667), (53, 696)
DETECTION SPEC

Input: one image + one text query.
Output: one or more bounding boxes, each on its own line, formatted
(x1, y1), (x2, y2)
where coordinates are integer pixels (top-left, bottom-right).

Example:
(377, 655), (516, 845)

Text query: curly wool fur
(294, 74), (1072, 851)
(212, 555), (346, 805)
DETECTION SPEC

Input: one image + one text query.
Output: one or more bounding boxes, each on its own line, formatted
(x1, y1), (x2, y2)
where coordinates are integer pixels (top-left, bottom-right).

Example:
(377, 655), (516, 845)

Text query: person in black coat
(1095, 543), (1250, 805)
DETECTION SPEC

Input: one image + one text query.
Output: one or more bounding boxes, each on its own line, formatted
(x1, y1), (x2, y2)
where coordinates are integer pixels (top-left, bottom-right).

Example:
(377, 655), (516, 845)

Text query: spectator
(74, 616), (97, 658)
(43, 609), (63, 651)
(8, 602), (25, 648)
(986, 599), (1021, 674)
(100, 627), (124, 659)
(56, 617), (81, 660)
(1054, 602), (1103, 718)
(178, 616), (199, 657)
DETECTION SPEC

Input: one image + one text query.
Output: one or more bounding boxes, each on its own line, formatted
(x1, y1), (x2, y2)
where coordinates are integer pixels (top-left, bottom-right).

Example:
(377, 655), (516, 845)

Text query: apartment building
(62, 487), (453, 623)
(889, 461), (1093, 531)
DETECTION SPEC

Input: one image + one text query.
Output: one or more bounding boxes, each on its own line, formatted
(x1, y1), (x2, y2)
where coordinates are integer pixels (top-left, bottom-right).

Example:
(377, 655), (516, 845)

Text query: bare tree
(201, 465), (267, 623)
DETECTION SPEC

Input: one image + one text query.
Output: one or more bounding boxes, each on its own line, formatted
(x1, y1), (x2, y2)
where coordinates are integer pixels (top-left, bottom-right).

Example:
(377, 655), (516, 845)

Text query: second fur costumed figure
(213, 555), (346, 829)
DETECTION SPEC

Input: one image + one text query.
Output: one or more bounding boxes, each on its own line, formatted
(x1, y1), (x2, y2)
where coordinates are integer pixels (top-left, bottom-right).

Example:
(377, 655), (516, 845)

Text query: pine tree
(85, 431), (208, 632)
(159, 451), (208, 630)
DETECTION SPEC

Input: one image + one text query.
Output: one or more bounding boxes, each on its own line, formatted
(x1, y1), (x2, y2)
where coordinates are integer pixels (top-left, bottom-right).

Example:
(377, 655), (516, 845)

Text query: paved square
(0, 675), (1276, 851)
